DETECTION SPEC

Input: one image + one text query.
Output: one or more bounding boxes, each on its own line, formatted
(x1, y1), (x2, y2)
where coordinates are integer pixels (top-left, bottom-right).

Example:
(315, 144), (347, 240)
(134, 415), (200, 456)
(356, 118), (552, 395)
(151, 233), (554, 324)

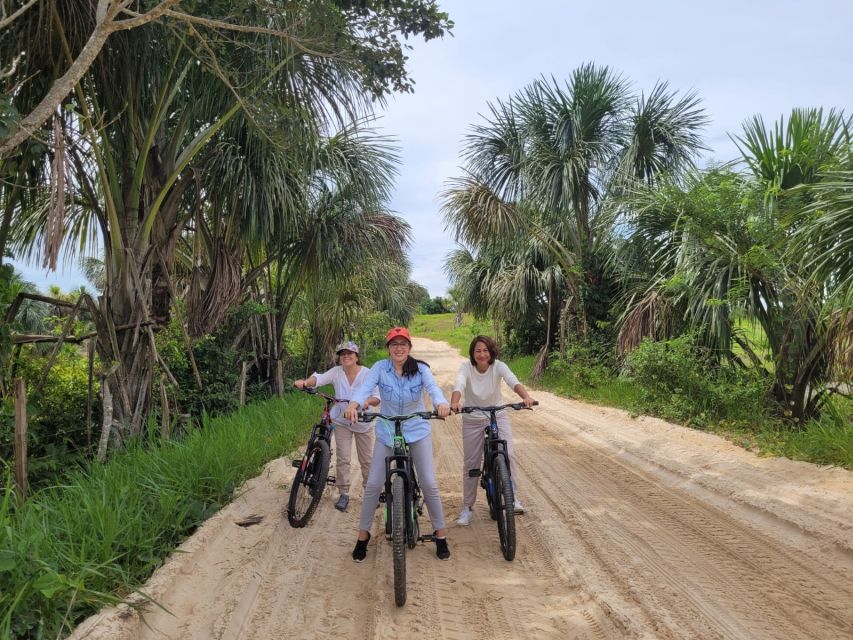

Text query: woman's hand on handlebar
(293, 379), (306, 389)
(521, 396), (537, 409)
(344, 401), (359, 423)
(436, 403), (450, 419)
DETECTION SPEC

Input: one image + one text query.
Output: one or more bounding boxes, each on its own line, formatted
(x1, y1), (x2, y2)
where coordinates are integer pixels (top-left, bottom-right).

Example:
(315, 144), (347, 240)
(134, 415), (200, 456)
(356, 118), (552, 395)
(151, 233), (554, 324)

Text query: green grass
(411, 313), (494, 354)
(506, 354), (644, 408)
(413, 314), (853, 470)
(0, 392), (318, 639)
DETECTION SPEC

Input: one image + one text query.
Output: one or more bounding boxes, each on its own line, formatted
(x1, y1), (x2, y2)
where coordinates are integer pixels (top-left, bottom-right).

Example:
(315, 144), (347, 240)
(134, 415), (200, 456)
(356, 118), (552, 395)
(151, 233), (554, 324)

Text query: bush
(157, 321), (247, 419)
(1, 347), (97, 486)
(547, 342), (611, 389)
(625, 334), (772, 426)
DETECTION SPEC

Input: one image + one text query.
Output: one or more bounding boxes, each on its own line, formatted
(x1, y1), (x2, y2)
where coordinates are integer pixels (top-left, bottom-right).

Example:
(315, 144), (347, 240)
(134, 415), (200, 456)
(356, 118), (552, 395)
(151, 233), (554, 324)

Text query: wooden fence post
(14, 378), (28, 501)
(97, 378), (113, 461)
(159, 379), (170, 441)
(239, 361), (248, 406)
(275, 360), (284, 397)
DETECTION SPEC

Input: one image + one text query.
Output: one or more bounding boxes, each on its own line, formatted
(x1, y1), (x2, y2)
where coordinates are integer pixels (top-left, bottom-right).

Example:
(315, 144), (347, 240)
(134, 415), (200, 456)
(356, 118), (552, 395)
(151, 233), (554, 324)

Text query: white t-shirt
(313, 366), (379, 432)
(452, 359), (521, 407)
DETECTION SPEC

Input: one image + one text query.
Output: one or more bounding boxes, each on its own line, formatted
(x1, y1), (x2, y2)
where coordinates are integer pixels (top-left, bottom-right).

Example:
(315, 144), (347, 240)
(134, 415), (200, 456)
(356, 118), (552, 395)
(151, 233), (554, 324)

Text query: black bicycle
(459, 401), (537, 561)
(358, 410), (442, 607)
(287, 388), (347, 528)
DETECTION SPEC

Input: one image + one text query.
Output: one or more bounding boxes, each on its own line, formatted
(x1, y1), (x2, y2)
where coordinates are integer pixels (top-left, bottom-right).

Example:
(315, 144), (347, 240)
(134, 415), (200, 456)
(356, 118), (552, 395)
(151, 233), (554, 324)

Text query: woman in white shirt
(449, 335), (535, 525)
(293, 340), (379, 512)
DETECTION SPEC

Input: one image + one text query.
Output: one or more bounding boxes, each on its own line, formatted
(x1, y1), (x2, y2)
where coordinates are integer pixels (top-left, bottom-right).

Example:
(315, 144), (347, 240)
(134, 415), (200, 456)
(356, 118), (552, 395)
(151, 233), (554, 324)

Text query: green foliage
(157, 320), (249, 419)
(0, 393), (317, 639)
(1, 347), (96, 487)
(547, 342), (612, 389)
(781, 399), (853, 468)
(333, 0), (453, 97)
(626, 334), (772, 427)
(411, 313), (492, 354)
(420, 296), (452, 314)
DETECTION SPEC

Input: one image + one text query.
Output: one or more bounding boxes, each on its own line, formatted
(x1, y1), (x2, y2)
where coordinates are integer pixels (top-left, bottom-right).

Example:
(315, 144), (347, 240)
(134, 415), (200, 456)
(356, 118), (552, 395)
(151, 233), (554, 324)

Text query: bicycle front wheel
(391, 474), (407, 606)
(286, 439), (331, 528)
(492, 455), (516, 561)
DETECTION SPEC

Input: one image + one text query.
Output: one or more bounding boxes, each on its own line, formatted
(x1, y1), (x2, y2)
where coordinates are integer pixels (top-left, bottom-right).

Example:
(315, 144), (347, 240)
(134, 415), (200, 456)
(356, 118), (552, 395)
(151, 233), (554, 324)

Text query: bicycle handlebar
(458, 401), (538, 414)
(358, 411), (442, 423)
(298, 387), (349, 404)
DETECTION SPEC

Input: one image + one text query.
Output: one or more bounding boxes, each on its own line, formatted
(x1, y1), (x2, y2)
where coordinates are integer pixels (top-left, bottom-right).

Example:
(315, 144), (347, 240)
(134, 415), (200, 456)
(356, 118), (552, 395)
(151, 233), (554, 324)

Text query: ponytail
(402, 356), (430, 378)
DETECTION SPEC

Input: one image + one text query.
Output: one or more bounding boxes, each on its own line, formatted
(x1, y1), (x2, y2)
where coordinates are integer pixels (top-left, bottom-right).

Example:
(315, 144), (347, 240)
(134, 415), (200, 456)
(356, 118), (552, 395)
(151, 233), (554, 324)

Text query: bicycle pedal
(418, 534), (435, 543)
(468, 469), (481, 477)
(291, 460), (302, 468)
(378, 492), (386, 503)
(326, 476), (336, 484)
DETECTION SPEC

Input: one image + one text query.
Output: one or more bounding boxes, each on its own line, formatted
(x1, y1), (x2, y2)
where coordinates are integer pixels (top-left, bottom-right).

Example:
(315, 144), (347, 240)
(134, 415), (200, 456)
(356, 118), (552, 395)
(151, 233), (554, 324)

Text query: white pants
(333, 424), (374, 495)
(461, 412), (519, 508)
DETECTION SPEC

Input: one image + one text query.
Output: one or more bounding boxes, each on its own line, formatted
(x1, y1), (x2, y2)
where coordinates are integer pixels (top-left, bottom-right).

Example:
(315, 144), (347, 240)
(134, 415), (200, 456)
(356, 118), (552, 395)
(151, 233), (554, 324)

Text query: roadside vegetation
(0, 393), (317, 639)
(440, 65), (852, 469)
(416, 313), (852, 470)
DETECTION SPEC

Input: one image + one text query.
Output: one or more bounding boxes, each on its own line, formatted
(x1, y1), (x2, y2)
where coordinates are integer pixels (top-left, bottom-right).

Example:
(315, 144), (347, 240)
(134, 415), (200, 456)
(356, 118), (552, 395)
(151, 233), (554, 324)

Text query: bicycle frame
(359, 410), (441, 606)
(286, 388), (349, 528)
(292, 389), (343, 470)
(462, 403), (527, 484)
(460, 401), (536, 561)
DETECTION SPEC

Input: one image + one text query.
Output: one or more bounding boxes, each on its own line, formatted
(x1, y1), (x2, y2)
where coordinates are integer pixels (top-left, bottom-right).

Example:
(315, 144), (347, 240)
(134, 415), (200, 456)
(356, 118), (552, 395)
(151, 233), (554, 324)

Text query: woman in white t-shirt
(450, 335), (535, 525)
(293, 340), (379, 512)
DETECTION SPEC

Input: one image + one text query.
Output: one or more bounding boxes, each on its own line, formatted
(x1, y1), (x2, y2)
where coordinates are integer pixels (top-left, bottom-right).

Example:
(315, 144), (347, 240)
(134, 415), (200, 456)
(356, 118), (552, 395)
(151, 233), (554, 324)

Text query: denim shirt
(351, 359), (448, 447)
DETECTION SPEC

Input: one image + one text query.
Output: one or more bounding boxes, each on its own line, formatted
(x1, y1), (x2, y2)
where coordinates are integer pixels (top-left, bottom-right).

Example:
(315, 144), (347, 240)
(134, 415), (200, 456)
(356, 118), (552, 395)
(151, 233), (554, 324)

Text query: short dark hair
(469, 335), (498, 366)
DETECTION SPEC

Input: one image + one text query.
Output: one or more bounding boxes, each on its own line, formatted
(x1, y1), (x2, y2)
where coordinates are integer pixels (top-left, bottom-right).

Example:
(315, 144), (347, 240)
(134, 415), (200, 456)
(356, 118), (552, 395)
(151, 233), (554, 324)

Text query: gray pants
(357, 435), (446, 532)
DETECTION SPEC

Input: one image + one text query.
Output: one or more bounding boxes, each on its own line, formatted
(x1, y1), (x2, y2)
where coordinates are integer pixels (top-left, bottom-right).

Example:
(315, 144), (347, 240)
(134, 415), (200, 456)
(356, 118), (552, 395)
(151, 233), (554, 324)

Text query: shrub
(626, 334), (773, 426)
(1, 347), (97, 486)
(547, 342), (611, 389)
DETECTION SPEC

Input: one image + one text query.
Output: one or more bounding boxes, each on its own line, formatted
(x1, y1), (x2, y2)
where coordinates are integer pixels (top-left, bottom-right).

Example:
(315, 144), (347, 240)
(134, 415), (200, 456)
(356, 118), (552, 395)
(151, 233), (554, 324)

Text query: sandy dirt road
(72, 337), (853, 640)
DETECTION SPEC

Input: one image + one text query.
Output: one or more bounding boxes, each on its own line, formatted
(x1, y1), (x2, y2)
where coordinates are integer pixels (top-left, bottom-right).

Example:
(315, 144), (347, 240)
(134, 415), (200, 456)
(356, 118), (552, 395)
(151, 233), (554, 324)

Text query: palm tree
(443, 64), (707, 358)
(3, 2), (451, 441)
(616, 108), (852, 422)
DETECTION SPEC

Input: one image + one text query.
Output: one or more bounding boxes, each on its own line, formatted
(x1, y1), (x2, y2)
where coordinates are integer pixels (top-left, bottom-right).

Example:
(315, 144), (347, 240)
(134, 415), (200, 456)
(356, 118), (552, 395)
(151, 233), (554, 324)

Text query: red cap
(385, 326), (412, 345)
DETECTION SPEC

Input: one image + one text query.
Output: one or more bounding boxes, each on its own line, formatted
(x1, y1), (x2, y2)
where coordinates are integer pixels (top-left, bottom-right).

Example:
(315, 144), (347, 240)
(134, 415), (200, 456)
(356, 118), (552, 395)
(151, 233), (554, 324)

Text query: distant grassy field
(411, 313), (496, 353)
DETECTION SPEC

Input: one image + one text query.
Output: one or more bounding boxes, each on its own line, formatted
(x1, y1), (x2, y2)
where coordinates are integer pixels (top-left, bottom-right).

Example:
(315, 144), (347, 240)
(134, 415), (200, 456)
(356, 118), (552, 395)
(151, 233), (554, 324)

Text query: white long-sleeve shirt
(313, 366), (378, 432)
(452, 360), (521, 407)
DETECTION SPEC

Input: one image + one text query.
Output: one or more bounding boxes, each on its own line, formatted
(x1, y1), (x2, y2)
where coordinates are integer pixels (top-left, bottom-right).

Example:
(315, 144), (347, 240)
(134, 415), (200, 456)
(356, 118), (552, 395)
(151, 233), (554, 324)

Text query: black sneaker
(434, 532), (450, 561)
(352, 532), (371, 562)
(335, 494), (349, 512)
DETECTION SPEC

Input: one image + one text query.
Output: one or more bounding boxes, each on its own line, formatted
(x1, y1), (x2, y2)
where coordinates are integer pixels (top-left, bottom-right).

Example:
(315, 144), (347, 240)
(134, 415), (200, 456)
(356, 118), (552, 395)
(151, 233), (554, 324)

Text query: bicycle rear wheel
(492, 455), (516, 561)
(287, 439), (331, 528)
(391, 474), (407, 606)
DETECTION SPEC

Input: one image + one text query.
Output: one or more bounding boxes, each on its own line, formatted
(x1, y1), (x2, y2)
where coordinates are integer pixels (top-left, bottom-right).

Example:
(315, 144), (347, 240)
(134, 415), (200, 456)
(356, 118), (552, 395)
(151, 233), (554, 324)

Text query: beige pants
(333, 424), (374, 495)
(461, 412), (519, 508)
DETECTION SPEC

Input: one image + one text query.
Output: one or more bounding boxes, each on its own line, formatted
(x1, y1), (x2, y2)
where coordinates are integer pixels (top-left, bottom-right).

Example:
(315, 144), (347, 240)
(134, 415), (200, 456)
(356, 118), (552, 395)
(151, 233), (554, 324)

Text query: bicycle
(459, 401), (537, 561)
(287, 388), (348, 528)
(358, 410), (443, 607)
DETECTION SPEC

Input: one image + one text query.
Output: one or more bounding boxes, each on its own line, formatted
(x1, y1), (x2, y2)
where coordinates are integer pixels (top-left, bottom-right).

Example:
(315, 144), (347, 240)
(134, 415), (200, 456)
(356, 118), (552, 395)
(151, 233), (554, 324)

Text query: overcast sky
(13, 0), (853, 295)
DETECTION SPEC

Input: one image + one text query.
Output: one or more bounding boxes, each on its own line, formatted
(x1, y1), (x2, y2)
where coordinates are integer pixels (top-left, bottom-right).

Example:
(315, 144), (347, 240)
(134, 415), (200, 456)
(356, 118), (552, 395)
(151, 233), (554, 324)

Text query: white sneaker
(456, 507), (474, 526)
(513, 500), (525, 514)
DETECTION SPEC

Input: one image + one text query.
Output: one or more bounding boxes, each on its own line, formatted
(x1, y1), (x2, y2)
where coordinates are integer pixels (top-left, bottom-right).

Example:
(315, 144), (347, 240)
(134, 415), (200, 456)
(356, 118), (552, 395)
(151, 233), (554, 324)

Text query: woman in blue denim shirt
(344, 327), (451, 562)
